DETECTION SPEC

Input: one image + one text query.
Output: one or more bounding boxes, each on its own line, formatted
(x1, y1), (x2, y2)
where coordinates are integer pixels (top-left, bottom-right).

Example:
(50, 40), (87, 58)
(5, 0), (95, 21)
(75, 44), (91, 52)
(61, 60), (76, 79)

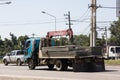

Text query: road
(0, 64), (120, 80)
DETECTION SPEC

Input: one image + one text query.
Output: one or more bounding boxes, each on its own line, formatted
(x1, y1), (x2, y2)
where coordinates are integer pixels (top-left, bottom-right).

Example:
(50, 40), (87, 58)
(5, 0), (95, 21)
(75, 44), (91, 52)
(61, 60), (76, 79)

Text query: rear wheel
(3, 59), (8, 66)
(17, 59), (22, 66)
(55, 60), (68, 71)
(28, 59), (36, 70)
(48, 64), (54, 70)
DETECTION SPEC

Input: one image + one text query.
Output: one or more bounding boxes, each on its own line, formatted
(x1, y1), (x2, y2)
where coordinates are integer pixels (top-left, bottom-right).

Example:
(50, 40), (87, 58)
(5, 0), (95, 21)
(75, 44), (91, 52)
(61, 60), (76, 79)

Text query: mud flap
(94, 59), (105, 72)
(73, 59), (105, 72)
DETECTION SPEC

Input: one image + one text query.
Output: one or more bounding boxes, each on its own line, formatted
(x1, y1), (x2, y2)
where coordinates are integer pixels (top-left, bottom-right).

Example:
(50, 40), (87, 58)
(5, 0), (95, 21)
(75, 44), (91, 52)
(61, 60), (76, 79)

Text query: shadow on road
(35, 68), (73, 72)
(4, 64), (28, 66)
(2, 64), (119, 73)
(34, 68), (117, 73)
(104, 70), (118, 72)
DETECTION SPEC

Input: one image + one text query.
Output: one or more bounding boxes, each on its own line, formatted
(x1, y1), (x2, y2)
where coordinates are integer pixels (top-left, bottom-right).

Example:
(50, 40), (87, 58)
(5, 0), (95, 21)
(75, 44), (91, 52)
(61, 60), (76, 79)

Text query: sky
(0, 0), (117, 39)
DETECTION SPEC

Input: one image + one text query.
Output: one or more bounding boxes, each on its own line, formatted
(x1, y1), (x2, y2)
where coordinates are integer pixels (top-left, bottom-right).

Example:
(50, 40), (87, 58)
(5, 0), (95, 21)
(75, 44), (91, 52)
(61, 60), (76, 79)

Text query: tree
(10, 33), (18, 49)
(18, 35), (29, 49)
(73, 34), (89, 46)
(96, 36), (105, 46)
(0, 36), (4, 56)
(4, 38), (13, 53)
(109, 18), (120, 45)
(0, 34), (29, 57)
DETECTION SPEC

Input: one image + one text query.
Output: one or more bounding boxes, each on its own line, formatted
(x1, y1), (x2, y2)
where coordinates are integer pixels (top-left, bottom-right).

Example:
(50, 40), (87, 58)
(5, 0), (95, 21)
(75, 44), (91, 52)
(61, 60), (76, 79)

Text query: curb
(0, 75), (86, 80)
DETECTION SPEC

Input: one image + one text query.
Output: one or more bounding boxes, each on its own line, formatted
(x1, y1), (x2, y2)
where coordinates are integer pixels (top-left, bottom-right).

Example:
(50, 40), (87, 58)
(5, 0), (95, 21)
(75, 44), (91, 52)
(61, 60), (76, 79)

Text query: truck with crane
(24, 28), (105, 72)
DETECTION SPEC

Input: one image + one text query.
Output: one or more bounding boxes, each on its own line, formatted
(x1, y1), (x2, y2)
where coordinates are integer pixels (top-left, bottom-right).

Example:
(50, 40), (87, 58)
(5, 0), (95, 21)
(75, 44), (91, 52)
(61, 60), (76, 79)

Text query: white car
(3, 50), (25, 66)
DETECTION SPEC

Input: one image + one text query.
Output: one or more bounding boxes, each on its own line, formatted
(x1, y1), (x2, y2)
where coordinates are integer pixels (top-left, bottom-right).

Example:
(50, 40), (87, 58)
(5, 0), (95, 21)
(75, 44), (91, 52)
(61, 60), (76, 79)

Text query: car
(3, 50), (25, 66)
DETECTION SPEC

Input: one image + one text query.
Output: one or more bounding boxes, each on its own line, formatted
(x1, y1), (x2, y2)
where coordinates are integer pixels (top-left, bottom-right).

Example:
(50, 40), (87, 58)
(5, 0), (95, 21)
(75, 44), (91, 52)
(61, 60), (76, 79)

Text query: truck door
(115, 47), (120, 59)
(7, 52), (12, 62)
(10, 51), (16, 62)
(109, 47), (116, 58)
(25, 40), (32, 58)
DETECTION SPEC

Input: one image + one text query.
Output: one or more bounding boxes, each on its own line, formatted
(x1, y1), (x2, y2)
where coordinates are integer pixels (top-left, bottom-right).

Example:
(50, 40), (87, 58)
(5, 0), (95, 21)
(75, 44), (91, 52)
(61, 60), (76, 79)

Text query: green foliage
(109, 18), (120, 45)
(18, 35), (29, 49)
(0, 34), (29, 56)
(73, 34), (89, 46)
(96, 36), (105, 46)
(105, 60), (120, 65)
(0, 59), (2, 63)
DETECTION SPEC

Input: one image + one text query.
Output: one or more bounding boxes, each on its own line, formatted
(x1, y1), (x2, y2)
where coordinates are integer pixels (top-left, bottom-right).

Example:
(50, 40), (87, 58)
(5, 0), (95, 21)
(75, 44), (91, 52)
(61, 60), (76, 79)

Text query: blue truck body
(24, 37), (40, 62)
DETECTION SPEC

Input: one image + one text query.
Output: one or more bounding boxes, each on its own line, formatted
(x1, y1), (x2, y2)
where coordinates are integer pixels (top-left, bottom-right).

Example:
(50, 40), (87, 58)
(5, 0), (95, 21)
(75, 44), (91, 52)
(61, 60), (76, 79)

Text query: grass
(0, 59), (3, 64)
(105, 59), (120, 65)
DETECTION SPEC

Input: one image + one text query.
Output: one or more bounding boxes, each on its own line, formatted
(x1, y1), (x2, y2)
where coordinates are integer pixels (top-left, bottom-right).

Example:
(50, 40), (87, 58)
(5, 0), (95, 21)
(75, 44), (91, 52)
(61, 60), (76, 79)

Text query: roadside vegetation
(105, 60), (120, 65)
(0, 33), (29, 57)
(0, 59), (2, 63)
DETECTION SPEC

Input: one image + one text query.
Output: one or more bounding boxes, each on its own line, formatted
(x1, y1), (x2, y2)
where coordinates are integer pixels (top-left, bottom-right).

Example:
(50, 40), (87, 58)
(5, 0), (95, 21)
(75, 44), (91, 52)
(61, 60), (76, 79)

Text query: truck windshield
(116, 47), (120, 53)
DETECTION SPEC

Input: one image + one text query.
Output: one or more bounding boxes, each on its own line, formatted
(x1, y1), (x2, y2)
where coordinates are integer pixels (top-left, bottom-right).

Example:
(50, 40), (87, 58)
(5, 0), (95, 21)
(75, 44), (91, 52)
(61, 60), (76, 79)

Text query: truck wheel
(72, 61), (85, 72)
(48, 64), (54, 70)
(17, 59), (22, 66)
(96, 59), (105, 71)
(3, 59), (8, 66)
(28, 59), (35, 70)
(55, 60), (68, 71)
(73, 63), (80, 72)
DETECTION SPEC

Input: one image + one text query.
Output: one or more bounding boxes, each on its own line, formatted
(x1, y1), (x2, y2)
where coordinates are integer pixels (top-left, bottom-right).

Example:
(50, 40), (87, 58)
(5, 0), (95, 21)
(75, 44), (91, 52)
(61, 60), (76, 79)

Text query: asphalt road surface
(0, 64), (120, 80)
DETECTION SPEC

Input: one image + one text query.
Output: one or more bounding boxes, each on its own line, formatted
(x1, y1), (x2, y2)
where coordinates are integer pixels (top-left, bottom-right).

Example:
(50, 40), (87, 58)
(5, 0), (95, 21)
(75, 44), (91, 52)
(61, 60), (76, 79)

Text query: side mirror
(7, 54), (10, 56)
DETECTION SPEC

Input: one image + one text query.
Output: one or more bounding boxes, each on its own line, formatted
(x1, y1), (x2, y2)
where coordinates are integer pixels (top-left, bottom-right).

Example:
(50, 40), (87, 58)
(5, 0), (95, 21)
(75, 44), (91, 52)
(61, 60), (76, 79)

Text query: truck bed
(39, 45), (103, 58)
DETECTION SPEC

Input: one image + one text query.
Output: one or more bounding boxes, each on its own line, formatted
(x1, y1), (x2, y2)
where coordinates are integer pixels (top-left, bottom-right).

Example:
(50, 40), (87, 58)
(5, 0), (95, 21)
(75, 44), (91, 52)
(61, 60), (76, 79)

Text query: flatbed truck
(24, 29), (105, 72)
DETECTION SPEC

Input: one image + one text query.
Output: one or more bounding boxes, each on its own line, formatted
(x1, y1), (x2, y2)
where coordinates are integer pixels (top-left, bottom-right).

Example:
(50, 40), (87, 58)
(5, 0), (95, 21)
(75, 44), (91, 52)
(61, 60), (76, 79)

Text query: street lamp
(41, 11), (56, 31)
(0, 1), (11, 5)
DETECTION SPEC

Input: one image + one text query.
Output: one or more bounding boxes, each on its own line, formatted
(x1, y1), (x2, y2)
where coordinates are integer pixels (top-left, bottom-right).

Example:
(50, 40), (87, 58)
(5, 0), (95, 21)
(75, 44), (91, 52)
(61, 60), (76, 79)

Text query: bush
(105, 60), (120, 65)
(0, 59), (3, 64)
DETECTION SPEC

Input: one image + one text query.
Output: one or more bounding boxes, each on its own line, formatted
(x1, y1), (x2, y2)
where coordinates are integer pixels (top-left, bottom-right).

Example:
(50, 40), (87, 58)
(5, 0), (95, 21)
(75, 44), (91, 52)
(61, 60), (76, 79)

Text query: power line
(0, 20), (113, 26)
(0, 0), (10, 1)
(0, 21), (66, 26)
(99, 6), (120, 9)
(78, 8), (91, 20)
(81, 24), (91, 34)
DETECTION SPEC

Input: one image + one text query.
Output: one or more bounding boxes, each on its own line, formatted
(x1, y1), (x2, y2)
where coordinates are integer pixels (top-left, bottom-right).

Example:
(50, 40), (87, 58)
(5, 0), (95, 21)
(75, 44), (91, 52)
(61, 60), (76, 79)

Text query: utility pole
(68, 11), (71, 29)
(64, 11), (72, 29)
(90, 0), (97, 47)
(105, 26), (107, 47)
(96, 26), (107, 46)
(64, 11), (73, 44)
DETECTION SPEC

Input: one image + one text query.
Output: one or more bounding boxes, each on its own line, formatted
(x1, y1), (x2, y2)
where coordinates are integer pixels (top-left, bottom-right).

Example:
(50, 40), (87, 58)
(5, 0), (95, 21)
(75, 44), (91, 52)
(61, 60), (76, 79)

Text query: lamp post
(42, 11), (56, 31)
(0, 1), (11, 5)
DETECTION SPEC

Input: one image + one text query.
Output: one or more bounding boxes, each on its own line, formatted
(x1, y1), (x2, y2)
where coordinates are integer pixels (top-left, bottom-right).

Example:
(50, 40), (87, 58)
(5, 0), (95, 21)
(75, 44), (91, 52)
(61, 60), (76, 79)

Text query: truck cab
(24, 38), (40, 63)
(103, 46), (120, 59)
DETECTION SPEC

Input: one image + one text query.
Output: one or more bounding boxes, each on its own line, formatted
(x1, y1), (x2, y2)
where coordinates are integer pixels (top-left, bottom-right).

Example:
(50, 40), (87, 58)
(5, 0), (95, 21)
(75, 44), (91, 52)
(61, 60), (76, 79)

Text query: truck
(103, 46), (120, 59)
(24, 28), (105, 72)
(3, 50), (25, 66)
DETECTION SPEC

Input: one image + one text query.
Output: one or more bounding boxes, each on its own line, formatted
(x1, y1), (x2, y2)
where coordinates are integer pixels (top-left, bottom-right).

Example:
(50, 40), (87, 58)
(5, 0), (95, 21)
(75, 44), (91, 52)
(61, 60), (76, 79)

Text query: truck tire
(73, 63), (81, 72)
(3, 59), (8, 66)
(17, 59), (22, 66)
(55, 60), (68, 71)
(95, 59), (105, 71)
(28, 59), (35, 70)
(73, 61), (86, 72)
(48, 64), (54, 70)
